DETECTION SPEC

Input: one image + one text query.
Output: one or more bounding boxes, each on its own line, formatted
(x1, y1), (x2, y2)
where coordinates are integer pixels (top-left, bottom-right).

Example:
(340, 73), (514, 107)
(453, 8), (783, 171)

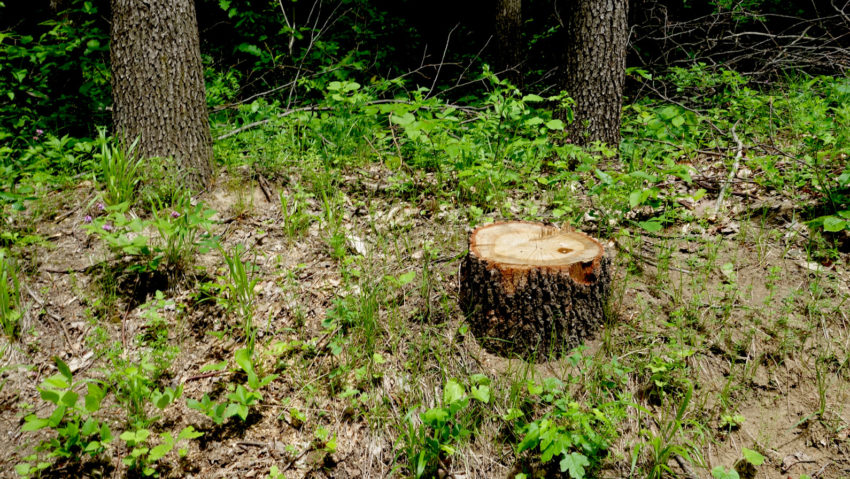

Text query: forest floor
(1, 151), (849, 479)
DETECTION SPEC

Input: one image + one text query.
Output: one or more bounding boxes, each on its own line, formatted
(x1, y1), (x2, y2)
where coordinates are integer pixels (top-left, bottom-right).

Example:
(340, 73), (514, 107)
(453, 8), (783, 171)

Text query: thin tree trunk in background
(495, 0), (522, 85)
(560, 0), (628, 147)
(110, 0), (213, 189)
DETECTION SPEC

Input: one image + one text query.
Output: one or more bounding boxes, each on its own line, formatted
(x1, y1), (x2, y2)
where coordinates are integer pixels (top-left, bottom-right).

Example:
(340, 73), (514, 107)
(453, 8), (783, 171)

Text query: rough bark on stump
(460, 221), (611, 357)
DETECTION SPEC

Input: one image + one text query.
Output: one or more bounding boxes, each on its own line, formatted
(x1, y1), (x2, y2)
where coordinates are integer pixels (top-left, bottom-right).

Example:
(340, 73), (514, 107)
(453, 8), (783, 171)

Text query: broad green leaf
(21, 416), (49, 431)
(470, 385), (490, 403)
(39, 388), (60, 404)
(560, 452), (590, 479)
(711, 466), (740, 479)
(148, 445), (170, 463)
(502, 408), (524, 421)
(60, 390), (79, 408)
(178, 426), (203, 440)
(443, 379), (465, 405)
(101, 423), (113, 442)
(421, 407), (448, 425)
(638, 220), (663, 232)
(545, 119), (565, 130)
(81, 418), (97, 436)
(397, 271), (416, 285)
(629, 190), (642, 208)
(47, 405), (66, 427)
(517, 422), (540, 453)
(225, 402), (249, 421)
(742, 447), (764, 466)
(234, 348), (253, 373)
(54, 358), (72, 381)
(391, 112), (415, 126)
(84, 440), (101, 453)
(149, 434), (174, 462)
(42, 373), (70, 390)
(823, 215), (846, 232)
(236, 43), (263, 57)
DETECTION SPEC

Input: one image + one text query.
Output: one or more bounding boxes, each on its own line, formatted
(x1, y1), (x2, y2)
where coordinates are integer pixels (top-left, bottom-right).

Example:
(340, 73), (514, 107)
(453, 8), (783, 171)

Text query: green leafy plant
(0, 249), (22, 338)
(136, 290), (181, 373)
(150, 197), (218, 271)
(187, 348), (276, 424)
(404, 377), (490, 478)
(719, 413), (746, 431)
(513, 377), (622, 479)
(266, 465), (285, 479)
(637, 383), (701, 479)
(809, 167), (850, 232)
(84, 200), (216, 274)
(219, 245), (259, 348)
(0, 0), (109, 144)
(120, 426), (203, 476)
(710, 447), (764, 479)
(97, 130), (143, 206)
(110, 355), (182, 427)
(19, 358), (111, 470)
(280, 188), (315, 239)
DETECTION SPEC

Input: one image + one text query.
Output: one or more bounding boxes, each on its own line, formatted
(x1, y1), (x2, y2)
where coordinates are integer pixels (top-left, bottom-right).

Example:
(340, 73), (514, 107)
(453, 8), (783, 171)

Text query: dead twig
(236, 440), (269, 448)
(184, 371), (229, 382)
(281, 445), (312, 473)
(673, 453), (702, 479)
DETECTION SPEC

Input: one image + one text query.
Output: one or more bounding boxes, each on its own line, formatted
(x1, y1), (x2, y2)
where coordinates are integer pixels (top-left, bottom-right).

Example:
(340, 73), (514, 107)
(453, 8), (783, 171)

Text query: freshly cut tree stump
(460, 221), (611, 357)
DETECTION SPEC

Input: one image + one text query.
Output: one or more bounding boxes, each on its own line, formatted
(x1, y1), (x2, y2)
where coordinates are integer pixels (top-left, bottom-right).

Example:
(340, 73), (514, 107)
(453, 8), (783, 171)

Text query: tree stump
(460, 221), (611, 357)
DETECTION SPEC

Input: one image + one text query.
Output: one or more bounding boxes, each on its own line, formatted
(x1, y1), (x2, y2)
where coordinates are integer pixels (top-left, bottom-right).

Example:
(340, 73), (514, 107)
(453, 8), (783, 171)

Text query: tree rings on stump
(460, 221), (611, 357)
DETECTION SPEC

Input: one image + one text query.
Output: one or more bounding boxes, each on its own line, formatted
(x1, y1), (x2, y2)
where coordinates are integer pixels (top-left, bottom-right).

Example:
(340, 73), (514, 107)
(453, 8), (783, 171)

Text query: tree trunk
(560, 0), (628, 147)
(460, 222), (611, 358)
(495, 0), (522, 85)
(110, 0), (213, 189)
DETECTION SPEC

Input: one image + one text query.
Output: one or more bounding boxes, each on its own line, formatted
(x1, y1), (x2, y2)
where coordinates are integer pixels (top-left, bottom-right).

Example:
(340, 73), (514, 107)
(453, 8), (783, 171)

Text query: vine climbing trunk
(110, 0), (213, 189)
(559, 0), (628, 147)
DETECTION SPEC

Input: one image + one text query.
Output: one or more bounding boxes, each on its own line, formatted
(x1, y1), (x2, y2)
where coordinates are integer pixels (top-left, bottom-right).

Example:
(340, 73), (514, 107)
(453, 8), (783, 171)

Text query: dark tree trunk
(110, 0), (213, 189)
(560, 0), (628, 147)
(495, 0), (522, 85)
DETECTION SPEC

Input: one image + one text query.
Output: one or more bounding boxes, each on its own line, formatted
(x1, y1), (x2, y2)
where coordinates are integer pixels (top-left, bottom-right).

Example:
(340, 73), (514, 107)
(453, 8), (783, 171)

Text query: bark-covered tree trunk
(495, 0), (522, 85)
(560, 0), (628, 147)
(110, 0), (213, 189)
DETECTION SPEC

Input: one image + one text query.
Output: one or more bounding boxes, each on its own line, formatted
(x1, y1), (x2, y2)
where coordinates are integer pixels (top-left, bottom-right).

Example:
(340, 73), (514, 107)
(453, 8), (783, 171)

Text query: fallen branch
(215, 106), (330, 141)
